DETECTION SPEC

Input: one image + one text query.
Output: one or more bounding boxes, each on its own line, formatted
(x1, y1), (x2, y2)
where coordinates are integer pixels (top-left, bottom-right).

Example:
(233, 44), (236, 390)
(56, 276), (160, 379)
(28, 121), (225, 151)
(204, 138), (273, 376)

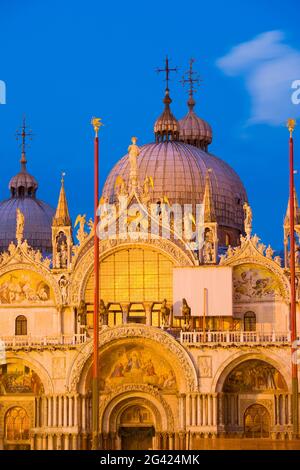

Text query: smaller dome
(9, 153), (38, 198)
(179, 96), (212, 151)
(154, 89), (179, 142)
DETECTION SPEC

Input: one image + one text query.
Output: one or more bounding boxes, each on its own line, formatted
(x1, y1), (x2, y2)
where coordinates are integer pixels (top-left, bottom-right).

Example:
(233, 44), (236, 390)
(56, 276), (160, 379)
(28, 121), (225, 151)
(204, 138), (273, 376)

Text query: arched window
(18, 186), (25, 197)
(15, 315), (27, 336)
(244, 311), (256, 331)
(225, 233), (231, 247)
(5, 407), (30, 441)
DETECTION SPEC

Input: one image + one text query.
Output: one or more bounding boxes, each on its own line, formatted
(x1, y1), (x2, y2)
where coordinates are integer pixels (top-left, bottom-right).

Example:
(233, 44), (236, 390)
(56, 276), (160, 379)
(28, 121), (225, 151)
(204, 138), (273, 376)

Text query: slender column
(179, 394), (185, 428)
(276, 394), (281, 425)
(121, 303), (130, 324)
(288, 393), (293, 425)
(48, 434), (53, 450)
(143, 302), (152, 326)
(213, 393), (218, 426)
(82, 396), (86, 431)
(203, 395), (207, 426)
(58, 396), (63, 427)
(186, 394), (191, 427)
(207, 395), (212, 426)
(53, 396), (57, 427)
(64, 434), (69, 450)
(48, 397), (52, 427)
(69, 395), (73, 426)
(56, 433), (62, 450)
(169, 433), (174, 450)
(72, 434), (77, 450)
(74, 394), (78, 426)
(42, 433), (47, 450)
(63, 396), (68, 427)
(42, 396), (47, 427)
(196, 395), (201, 426)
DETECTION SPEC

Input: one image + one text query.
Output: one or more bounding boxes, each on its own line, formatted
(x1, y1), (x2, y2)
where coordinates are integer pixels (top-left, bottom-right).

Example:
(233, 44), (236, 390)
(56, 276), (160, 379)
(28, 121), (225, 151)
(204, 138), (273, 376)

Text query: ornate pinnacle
(91, 117), (103, 137)
(287, 118), (296, 137)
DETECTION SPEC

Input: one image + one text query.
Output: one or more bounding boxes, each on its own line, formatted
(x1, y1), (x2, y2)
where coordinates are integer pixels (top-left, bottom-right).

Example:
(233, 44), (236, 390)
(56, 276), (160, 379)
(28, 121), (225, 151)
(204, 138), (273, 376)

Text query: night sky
(0, 0), (300, 249)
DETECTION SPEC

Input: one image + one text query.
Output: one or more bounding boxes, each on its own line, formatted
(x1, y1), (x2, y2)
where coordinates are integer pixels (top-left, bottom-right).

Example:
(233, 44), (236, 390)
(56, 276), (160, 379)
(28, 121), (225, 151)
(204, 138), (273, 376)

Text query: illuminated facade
(0, 73), (299, 450)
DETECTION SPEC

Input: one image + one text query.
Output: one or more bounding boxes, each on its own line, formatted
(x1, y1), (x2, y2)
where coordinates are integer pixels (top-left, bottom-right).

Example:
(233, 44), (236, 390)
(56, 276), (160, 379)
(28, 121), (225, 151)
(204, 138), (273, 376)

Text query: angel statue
(74, 214), (87, 245)
(243, 202), (252, 238)
(16, 208), (25, 245)
(128, 136), (140, 188)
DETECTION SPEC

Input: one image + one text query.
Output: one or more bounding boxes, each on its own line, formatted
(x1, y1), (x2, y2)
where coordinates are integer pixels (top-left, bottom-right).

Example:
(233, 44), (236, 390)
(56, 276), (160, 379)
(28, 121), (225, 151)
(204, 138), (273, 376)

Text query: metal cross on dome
(181, 58), (202, 97)
(156, 56), (178, 90)
(16, 116), (34, 158)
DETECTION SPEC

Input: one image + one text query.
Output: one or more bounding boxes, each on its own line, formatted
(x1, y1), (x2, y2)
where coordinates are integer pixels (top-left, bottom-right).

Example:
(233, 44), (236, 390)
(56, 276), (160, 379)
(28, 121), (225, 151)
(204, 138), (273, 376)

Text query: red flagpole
(91, 118), (102, 449)
(288, 118), (299, 438)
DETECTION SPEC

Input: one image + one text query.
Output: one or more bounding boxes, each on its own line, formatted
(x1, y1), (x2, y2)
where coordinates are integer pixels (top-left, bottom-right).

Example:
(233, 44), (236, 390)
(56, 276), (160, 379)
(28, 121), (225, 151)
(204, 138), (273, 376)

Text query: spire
(284, 188), (300, 227)
(203, 170), (216, 223)
(181, 58), (201, 111)
(179, 59), (212, 151)
(53, 172), (71, 226)
(154, 56), (179, 142)
(16, 116), (33, 172)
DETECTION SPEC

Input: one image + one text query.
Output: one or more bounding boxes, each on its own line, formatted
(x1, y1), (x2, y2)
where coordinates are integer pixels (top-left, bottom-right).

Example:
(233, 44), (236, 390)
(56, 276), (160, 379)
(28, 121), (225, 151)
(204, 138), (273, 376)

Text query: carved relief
(198, 356), (212, 378)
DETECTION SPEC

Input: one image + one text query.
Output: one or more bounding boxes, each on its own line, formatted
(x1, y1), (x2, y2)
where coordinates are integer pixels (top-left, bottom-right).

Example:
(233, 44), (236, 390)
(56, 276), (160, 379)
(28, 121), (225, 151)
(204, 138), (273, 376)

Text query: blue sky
(0, 0), (300, 248)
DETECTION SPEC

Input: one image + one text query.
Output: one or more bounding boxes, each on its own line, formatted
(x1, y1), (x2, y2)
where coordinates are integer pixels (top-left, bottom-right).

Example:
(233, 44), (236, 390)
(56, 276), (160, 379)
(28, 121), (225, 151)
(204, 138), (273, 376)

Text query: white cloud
(216, 31), (300, 125)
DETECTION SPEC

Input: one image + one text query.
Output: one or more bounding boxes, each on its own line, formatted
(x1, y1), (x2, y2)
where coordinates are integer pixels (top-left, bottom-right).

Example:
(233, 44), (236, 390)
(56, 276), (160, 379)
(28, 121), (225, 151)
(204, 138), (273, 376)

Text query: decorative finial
(16, 208), (25, 245)
(287, 118), (296, 137)
(61, 171), (66, 184)
(156, 56), (178, 93)
(16, 116), (33, 171)
(91, 117), (103, 137)
(181, 58), (201, 110)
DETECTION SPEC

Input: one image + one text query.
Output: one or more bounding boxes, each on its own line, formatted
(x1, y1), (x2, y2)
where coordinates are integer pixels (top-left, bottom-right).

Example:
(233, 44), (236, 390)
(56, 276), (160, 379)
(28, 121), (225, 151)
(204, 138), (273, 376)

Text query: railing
(179, 330), (296, 345)
(0, 333), (87, 348)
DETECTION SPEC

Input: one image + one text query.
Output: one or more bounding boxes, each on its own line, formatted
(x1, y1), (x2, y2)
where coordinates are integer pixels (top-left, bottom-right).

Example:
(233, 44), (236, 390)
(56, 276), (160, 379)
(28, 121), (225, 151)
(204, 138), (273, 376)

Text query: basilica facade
(0, 75), (299, 450)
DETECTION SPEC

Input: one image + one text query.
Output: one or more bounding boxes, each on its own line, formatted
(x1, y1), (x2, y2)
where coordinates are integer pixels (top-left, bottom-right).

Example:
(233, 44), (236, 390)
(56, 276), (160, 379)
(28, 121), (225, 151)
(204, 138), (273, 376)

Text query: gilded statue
(58, 276), (69, 305)
(265, 245), (274, 259)
(77, 299), (87, 327)
(99, 299), (108, 326)
(16, 208), (25, 244)
(181, 298), (191, 331)
(243, 202), (252, 238)
(74, 214), (87, 245)
(128, 136), (140, 187)
(160, 299), (170, 328)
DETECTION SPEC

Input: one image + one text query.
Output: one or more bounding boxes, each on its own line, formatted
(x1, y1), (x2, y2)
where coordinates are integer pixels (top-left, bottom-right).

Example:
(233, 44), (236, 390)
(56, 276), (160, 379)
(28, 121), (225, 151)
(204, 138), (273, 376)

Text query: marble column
(82, 396), (86, 431)
(69, 395), (73, 427)
(74, 394), (78, 426)
(64, 396), (68, 427)
(48, 397), (52, 427)
(120, 303), (130, 324)
(143, 302), (153, 326)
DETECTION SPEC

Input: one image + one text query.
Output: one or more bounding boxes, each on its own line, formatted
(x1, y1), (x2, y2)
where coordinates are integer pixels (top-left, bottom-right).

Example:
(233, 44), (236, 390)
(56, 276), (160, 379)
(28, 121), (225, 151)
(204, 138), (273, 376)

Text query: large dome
(0, 197), (55, 253)
(102, 141), (248, 244)
(0, 120), (55, 253)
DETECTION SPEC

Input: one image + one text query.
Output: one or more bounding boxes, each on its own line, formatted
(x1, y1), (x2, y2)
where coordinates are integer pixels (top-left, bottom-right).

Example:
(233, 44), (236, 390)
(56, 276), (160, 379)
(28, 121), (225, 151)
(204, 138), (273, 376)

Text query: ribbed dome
(179, 97), (212, 151)
(9, 169), (38, 196)
(0, 197), (55, 253)
(102, 141), (247, 235)
(0, 119), (55, 253)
